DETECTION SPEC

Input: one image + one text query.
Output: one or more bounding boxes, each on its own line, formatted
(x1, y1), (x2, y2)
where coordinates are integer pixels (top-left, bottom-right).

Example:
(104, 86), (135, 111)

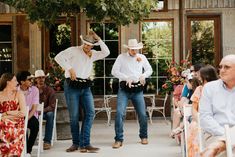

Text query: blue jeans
(114, 88), (148, 142)
(64, 80), (95, 147)
(43, 111), (54, 144)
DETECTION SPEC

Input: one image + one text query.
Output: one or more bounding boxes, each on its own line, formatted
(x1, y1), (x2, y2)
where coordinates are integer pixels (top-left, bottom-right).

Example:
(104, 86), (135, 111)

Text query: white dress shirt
(199, 79), (235, 136)
(55, 40), (110, 79)
(111, 52), (152, 82)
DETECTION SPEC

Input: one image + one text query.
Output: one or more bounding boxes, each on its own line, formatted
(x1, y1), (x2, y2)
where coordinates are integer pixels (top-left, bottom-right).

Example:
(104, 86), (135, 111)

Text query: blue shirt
(181, 84), (193, 99)
(199, 79), (235, 136)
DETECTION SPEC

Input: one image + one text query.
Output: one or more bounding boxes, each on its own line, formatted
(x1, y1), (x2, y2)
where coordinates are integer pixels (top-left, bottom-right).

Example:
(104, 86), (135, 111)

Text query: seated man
(34, 70), (56, 150)
(17, 71), (39, 156)
(200, 54), (235, 157)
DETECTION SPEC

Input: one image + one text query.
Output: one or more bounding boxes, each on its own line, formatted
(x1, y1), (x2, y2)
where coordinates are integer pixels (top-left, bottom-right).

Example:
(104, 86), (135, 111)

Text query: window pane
(144, 78), (157, 94)
(106, 78), (119, 95)
(105, 60), (115, 77)
(88, 22), (119, 96)
(0, 25), (12, 41)
(93, 60), (104, 77)
(148, 58), (157, 76)
(0, 25), (12, 75)
(91, 78), (104, 95)
(104, 23), (118, 40)
(49, 24), (72, 57)
(191, 20), (215, 65)
(105, 41), (118, 58)
(90, 23), (103, 39)
(0, 43), (12, 61)
(142, 21), (173, 94)
(158, 59), (169, 76)
(0, 61), (12, 75)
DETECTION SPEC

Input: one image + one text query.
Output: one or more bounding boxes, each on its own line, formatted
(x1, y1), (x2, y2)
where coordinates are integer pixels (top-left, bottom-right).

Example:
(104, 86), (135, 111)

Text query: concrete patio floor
(33, 120), (181, 157)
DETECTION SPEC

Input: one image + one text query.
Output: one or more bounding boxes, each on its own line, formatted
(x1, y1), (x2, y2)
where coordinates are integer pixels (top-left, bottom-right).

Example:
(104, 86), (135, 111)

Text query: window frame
(0, 23), (13, 75)
(86, 21), (120, 96)
(140, 19), (174, 95)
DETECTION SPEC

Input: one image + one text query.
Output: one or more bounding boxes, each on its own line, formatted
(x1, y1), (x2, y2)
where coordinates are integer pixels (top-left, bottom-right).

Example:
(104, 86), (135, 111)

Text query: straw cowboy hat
(80, 35), (99, 46)
(123, 39), (143, 49)
(35, 70), (47, 78)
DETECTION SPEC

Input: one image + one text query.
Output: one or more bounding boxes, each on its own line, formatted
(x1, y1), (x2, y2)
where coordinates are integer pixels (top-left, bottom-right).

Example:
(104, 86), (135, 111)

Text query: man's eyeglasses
(219, 65), (231, 70)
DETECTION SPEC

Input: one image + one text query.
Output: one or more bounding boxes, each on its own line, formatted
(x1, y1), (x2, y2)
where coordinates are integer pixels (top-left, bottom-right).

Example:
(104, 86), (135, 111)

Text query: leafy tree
(1, 0), (157, 27)
(191, 21), (215, 65)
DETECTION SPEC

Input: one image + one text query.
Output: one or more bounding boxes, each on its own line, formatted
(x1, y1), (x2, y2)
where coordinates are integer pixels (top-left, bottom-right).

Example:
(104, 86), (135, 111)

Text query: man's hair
(222, 54), (235, 64)
(16, 71), (31, 85)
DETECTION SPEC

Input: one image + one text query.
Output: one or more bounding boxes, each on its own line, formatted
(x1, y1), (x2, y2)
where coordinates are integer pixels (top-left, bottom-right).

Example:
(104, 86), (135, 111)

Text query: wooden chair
(225, 124), (235, 157)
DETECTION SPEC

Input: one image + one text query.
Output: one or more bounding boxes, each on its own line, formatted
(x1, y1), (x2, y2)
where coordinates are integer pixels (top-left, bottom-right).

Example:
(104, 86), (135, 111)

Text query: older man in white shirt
(55, 30), (110, 153)
(111, 39), (152, 148)
(200, 54), (235, 157)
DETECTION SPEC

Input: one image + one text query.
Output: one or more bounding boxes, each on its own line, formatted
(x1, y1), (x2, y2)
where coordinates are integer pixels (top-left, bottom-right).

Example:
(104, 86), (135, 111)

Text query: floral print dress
(0, 100), (25, 156)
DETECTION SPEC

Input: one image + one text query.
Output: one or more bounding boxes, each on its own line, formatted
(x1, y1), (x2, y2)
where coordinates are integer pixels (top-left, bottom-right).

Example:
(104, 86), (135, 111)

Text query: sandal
(170, 127), (183, 138)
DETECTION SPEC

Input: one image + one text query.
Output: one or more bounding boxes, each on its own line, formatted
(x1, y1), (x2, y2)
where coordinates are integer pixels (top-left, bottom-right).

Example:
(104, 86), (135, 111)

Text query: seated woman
(187, 65), (218, 157)
(0, 73), (26, 156)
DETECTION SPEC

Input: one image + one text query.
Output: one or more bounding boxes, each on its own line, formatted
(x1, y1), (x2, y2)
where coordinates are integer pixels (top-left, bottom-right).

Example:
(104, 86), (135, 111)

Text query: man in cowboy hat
(111, 39), (153, 148)
(55, 30), (110, 153)
(34, 69), (56, 150)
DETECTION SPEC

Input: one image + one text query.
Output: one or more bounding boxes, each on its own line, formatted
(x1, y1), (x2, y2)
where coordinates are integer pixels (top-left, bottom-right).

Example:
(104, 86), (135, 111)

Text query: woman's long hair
(200, 65), (219, 84)
(0, 73), (15, 91)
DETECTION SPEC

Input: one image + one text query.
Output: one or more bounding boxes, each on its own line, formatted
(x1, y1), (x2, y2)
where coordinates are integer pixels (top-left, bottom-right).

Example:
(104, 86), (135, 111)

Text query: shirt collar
(220, 79), (235, 92)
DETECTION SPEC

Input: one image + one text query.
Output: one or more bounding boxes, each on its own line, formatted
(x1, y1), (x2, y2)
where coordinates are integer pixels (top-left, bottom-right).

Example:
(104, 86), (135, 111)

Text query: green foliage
(191, 21), (215, 65)
(1, 0), (157, 27)
(46, 23), (71, 91)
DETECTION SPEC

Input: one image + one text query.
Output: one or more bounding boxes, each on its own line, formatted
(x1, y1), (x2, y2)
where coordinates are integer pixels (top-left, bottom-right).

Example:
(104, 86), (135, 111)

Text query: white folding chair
(147, 93), (168, 124)
(225, 124), (235, 157)
(21, 106), (29, 157)
(32, 102), (44, 157)
(181, 104), (192, 157)
(197, 113), (205, 153)
(51, 99), (58, 146)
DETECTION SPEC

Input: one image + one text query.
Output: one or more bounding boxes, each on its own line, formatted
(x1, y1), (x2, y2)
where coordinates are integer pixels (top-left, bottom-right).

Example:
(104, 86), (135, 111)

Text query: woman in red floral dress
(0, 73), (26, 156)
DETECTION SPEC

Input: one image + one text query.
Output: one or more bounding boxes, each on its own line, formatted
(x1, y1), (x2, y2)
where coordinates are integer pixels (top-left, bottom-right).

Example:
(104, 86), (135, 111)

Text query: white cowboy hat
(123, 39), (143, 49)
(35, 70), (46, 78)
(80, 35), (99, 46)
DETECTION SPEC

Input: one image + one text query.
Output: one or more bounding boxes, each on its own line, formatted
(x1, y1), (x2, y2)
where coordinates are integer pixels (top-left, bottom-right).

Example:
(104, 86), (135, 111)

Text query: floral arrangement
(46, 55), (65, 91)
(161, 59), (191, 94)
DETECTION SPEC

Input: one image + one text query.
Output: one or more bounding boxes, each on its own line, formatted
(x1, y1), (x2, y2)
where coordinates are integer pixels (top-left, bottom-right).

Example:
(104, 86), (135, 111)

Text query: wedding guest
(187, 65), (218, 157)
(0, 73), (26, 156)
(17, 71), (39, 156)
(35, 69), (56, 150)
(200, 54), (235, 157)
